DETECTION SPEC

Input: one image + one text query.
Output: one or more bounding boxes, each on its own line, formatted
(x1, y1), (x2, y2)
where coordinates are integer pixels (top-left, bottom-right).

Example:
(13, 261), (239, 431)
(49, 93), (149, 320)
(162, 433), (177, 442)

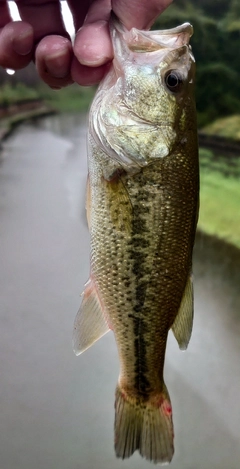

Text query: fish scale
(73, 15), (199, 464)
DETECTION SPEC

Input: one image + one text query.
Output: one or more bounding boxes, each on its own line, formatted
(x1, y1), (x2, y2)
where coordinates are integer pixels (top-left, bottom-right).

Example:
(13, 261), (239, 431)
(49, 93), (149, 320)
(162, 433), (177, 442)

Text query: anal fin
(73, 277), (110, 355)
(172, 274), (193, 350)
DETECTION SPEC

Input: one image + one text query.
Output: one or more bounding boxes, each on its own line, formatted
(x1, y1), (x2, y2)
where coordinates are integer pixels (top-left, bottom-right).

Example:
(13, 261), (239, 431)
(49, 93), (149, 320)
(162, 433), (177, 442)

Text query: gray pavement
(0, 114), (239, 469)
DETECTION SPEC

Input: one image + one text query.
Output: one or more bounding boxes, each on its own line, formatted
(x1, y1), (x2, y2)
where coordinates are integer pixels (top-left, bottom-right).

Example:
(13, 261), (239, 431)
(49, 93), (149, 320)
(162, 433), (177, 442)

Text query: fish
(73, 14), (199, 465)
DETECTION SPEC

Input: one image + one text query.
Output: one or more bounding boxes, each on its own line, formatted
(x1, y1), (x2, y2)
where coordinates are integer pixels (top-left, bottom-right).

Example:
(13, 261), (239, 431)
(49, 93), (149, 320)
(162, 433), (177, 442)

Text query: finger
(67, 0), (93, 32)
(112, 0), (174, 30)
(0, 21), (33, 69)
(73, 0), (113, 67)
(71, 56), (111, 86)
(13, 0), (74, 86)
(0, 0), (12, 26)
(15, 0), (68, 44)
(0, 0), (69, 72)
(74, 21), (112, 67)
(35, 35), (73, 88)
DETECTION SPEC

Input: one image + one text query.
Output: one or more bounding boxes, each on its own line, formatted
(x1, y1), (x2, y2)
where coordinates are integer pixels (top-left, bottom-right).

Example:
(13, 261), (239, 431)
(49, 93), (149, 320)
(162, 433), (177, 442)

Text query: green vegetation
(0, 82), (95, 112)
(0, 82), (39, 104)
(40, 83), (95, 112)
(202, 115), (240, 140)
(199, 148), (240, 248)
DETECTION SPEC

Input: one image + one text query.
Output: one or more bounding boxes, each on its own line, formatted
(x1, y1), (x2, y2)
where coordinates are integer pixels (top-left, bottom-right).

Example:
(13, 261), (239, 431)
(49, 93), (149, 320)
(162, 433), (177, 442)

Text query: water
(0, 114), (239, 469)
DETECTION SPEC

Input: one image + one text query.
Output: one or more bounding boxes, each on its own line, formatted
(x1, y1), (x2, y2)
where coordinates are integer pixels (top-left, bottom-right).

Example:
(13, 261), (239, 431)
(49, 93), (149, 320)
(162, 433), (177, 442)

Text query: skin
(0, 0), (173, 88)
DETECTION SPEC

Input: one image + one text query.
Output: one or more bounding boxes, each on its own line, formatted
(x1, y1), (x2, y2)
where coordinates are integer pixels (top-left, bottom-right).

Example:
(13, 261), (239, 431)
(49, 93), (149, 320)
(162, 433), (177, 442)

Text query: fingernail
(45, 51), (69, 78)
(12, 29), (33, 56)
(75, 41), (111, 66)
(78, 53), (111, 67)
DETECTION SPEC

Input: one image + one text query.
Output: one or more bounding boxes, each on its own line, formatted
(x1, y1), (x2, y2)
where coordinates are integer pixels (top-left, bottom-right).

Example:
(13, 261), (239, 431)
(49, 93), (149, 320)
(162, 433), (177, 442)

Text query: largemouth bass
(73, 15), (199, 465)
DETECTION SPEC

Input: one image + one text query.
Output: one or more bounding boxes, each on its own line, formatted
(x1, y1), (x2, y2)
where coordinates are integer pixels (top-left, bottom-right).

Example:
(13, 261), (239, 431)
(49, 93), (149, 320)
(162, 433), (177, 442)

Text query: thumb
(111, 0), (173, 30)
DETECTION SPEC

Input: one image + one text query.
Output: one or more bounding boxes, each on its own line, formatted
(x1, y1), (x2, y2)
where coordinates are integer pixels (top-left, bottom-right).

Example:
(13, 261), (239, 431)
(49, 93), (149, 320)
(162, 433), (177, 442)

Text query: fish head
(89, 17), (197, 177)
(110, 17), (196, 127)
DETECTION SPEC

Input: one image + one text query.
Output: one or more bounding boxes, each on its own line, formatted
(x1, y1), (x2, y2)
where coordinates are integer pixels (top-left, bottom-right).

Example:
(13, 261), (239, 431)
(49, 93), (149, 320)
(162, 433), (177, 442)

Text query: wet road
(0, 114), (240, 469)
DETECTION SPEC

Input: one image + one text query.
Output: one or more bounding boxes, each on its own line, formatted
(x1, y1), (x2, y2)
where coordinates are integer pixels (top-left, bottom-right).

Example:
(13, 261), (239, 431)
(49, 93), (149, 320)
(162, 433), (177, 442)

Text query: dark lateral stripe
(127, 176), (151, 396)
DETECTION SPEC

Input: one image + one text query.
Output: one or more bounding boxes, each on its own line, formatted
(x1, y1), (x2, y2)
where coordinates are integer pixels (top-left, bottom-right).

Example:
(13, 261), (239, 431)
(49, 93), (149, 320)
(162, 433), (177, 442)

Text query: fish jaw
(110, 14), (193, 65)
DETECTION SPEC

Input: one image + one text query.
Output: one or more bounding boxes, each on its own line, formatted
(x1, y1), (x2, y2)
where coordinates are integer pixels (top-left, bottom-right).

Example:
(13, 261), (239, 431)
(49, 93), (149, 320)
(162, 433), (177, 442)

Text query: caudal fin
(114, 385), (174, 464)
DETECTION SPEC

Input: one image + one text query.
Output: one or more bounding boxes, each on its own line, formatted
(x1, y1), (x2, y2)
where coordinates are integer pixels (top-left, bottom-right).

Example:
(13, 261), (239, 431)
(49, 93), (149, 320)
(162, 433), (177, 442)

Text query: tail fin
(114, 384), (174, 464)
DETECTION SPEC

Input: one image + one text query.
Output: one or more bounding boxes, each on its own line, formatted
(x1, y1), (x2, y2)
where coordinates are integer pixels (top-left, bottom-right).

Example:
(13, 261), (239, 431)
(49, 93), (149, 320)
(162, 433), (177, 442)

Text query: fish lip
(110, 12), (193, 36)
(110, 14), (193, 51)
(136, 22), (193, 37)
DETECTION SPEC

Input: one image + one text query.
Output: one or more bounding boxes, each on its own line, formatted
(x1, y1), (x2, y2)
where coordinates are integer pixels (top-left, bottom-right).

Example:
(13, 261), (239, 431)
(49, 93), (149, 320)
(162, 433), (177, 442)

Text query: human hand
(0, 0), (173, 89)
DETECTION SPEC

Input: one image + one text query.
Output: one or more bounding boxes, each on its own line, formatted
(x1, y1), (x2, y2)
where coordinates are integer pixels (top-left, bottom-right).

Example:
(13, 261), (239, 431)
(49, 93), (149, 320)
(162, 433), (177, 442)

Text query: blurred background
(0, 1), (240, 468)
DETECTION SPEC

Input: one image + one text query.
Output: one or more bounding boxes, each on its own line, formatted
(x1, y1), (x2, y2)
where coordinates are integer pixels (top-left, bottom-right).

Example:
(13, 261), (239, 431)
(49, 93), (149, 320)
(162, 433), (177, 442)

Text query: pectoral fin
(73, 277), (110, 355)
(172, 275), (193, 350)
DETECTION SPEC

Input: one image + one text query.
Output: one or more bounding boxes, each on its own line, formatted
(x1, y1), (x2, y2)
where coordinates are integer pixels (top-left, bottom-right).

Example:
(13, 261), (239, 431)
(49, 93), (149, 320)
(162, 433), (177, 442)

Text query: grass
(40, 83), (95, 112)
(199, 148), (240, 248)
(0, 82), (39, 103)
(0, 82), (95, 112)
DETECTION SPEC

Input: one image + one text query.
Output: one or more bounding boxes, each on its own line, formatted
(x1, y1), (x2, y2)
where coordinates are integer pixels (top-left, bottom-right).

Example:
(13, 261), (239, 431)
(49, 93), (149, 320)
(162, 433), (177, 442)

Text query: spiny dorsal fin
(172, 274), (193, 350)
(73, 277), (110, 355)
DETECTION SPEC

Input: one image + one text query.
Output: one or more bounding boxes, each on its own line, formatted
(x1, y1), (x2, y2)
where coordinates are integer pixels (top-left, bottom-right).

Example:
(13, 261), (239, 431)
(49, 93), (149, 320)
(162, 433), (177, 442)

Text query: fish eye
(165, 71), (183, 92)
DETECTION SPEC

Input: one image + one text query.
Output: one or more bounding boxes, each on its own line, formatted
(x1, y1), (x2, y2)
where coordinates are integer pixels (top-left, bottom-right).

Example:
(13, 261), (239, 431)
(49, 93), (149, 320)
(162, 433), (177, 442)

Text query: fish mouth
(110, 13), (193, 53)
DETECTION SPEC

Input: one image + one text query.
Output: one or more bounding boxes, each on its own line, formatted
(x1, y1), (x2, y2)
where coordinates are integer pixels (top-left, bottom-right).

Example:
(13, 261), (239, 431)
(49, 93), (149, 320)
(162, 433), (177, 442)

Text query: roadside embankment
(0, 83), (95, 142)
(0, 98), (55, 141)
(198, 115), (240, 250)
